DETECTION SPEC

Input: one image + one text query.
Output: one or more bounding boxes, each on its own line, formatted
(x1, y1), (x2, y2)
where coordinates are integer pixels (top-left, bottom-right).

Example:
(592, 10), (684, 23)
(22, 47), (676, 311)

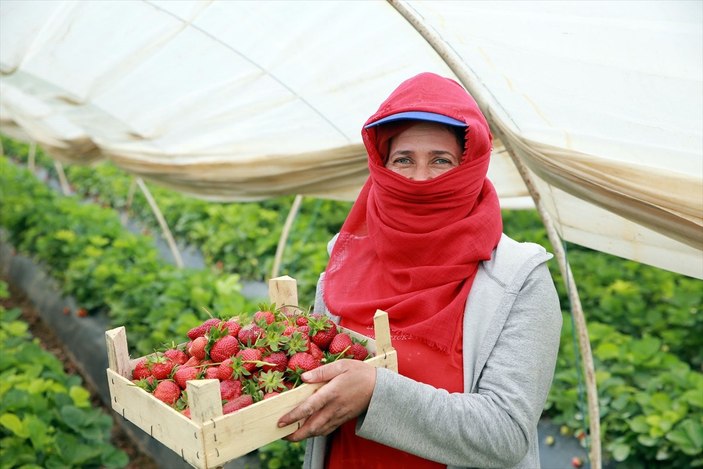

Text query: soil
(1, 279), (159, 469)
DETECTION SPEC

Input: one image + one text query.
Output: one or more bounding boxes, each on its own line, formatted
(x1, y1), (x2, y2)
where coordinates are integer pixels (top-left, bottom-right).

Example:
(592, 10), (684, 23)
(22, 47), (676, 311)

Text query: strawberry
(263, 392), (281, 400)
(188, 336), (208, 360)
(217, 358), (235, 380)
(261, 352), (288, 373)
(148, 355), (176, 380)
(220, 379), (243, 401)
(328, 333), (353, 356)
(309, 315), (337, 350)
(183, 356), (200, 367)
(237, 348), (263, 374)
(173, 365), (200, 389)
(204, 365), (220, 380)
(308, 342), (324, 362)
(288, 352), (320, 374)
(164, 348), (188, 365)
(222, 319), (242, 337)
(238, 324), (264, 346)
(187, 318), (221, 340)
(132, 359), (150, 380)
(253, 310), (275, 326)
(153, 380), (181, 405)
(182, 408), (191, 419)
(222, 394), (254, 414)
(210, 335), (240, 363)
(350, 343), (369, 361)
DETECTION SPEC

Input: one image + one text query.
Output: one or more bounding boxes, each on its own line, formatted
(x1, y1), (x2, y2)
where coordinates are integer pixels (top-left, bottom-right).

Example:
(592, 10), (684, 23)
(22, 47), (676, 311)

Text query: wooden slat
(107, 369), (205, 468)
(187, 380), (223, 425)
(105, 327), (131, 378)
(268, 275), (298, 313)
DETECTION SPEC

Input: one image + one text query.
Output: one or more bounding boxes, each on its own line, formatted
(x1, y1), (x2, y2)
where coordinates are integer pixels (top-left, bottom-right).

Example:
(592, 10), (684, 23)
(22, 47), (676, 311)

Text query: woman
(278, 72), (562, 468)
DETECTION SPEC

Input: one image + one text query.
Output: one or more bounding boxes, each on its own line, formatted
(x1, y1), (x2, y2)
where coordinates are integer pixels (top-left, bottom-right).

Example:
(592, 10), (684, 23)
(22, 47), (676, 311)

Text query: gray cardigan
(304, 234), (562, 468)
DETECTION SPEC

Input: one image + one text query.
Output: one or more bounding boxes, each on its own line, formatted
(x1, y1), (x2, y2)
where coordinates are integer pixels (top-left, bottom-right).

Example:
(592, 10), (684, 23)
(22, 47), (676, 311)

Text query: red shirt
(326, 317), (464, 468)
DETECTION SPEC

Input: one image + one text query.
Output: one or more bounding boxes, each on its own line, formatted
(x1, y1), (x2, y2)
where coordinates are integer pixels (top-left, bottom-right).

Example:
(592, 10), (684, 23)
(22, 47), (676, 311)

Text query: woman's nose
(411, 164), (433, 181)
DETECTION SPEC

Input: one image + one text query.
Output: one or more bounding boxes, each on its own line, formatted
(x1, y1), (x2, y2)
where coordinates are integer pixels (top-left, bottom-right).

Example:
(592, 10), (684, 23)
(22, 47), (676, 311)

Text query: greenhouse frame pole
(135, 177), (184, 269)
(271, 194), (304, 280)
(389, 1), (602, 467)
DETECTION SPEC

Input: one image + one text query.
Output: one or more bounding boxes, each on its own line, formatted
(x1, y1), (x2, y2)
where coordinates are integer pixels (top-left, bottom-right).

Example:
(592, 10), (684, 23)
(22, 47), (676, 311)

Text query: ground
(1, 279), (158, 469)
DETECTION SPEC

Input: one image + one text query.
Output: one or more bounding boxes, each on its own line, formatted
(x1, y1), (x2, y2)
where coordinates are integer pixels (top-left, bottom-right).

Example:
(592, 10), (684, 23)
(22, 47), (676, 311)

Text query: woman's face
(385, 122), (463, 181)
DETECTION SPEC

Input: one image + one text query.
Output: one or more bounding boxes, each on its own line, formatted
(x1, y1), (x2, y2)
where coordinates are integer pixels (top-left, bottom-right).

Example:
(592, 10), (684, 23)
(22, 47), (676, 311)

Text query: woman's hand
(277, 359), (376, 441)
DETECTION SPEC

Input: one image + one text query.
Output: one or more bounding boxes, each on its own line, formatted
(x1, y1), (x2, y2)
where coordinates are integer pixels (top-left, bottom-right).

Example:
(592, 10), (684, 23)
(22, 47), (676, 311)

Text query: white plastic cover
(1, 0), (701, 278)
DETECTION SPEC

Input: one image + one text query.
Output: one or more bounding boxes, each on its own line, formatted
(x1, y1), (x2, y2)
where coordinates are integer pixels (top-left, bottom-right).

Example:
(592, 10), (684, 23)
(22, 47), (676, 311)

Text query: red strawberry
(238, 324), (264, 346)
(350, 343), (369, 361)
(149, 356), (176, 380)
(217, 358), (235, 380)
(210, 335), (240, 363)
(164, 348), (188, 365)
(222, 394), (254, 414)
(222, 319), (242, 337)
(173, 366), (200, 389)
(287, 352), (320, 374)
(204, 365), (220, 380)
(254, 310), (275, 326)
(237, 348), (263, 373)
(153, 380), (181, 405)
(220, 379), (243, 401)
(328, 333), (353, 356)
(182, 408), (191, 419)
(187, 318), (221, 340)
(262, 352), (288, 373)
(295, 315), (309, 326)
(263, 392), (281, 400)
(188, 336), (208, 360)
(132, 359), (150, 380)
(183, 356), (200, 367)
(308, 342), (324, 361)
(309, 314), (337, 349)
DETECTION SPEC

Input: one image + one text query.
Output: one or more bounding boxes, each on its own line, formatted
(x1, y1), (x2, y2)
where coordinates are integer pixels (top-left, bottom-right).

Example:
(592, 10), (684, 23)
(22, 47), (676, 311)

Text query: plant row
(0, 135), (349, 305)
(0, 156), (261, 356)
(0, 281), (128, 468)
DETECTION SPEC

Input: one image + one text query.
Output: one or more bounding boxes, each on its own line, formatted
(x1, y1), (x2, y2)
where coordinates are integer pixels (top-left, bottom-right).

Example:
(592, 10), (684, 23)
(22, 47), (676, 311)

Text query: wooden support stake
(28, 141), (36, 171)
(54, 160), (71, 195)
(271, 194), (303, 279)
(135, 177), (184, 269)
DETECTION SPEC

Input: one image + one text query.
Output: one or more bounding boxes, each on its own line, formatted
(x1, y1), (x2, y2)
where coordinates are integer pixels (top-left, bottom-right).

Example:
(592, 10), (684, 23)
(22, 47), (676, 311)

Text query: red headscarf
(323, 72), (503, 352)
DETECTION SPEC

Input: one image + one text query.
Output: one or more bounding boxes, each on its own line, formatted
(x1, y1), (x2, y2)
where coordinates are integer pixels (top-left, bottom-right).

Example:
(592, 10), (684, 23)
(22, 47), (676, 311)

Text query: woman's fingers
(277, 359), (376, 440)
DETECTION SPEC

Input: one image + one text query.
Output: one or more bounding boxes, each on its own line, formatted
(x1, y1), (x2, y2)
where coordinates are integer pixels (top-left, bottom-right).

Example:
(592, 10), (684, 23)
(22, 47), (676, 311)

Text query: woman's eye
(433, 157), (454, 166)
(392, 157), (412, 165)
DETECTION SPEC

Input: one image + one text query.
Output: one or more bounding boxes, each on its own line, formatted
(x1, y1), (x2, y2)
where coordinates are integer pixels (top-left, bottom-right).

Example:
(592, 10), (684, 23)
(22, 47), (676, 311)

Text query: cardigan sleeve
(355, 263), (562, 467)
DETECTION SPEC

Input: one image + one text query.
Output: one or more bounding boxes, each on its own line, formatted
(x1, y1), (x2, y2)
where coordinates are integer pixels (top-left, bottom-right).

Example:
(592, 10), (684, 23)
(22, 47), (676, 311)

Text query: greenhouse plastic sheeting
(0, 0), (701, 279)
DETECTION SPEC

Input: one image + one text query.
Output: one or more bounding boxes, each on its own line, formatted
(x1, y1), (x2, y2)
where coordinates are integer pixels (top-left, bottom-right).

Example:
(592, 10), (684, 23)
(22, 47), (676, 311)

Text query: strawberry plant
(0, 281), (128, 468)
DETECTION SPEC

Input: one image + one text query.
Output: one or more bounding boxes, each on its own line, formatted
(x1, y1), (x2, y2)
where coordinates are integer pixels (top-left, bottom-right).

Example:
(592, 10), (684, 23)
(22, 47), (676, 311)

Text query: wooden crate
(105, 276), (397, 469)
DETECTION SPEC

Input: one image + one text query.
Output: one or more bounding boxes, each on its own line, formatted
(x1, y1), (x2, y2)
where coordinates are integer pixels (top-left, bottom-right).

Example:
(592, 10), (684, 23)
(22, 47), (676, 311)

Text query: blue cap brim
(365, 111), (465, 128)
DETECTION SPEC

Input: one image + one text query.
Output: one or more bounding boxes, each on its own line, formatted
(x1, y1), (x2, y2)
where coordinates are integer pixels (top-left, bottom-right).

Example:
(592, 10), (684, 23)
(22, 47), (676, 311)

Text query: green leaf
(0, 413), (29, 438)
(630, 415), (649, 433)
(101, 446), (130, 469)
(611, 441), (631, 461)
(26, 414), (53, 450)
(69, 385), (91, 408)
(667, 419), (703, 455)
